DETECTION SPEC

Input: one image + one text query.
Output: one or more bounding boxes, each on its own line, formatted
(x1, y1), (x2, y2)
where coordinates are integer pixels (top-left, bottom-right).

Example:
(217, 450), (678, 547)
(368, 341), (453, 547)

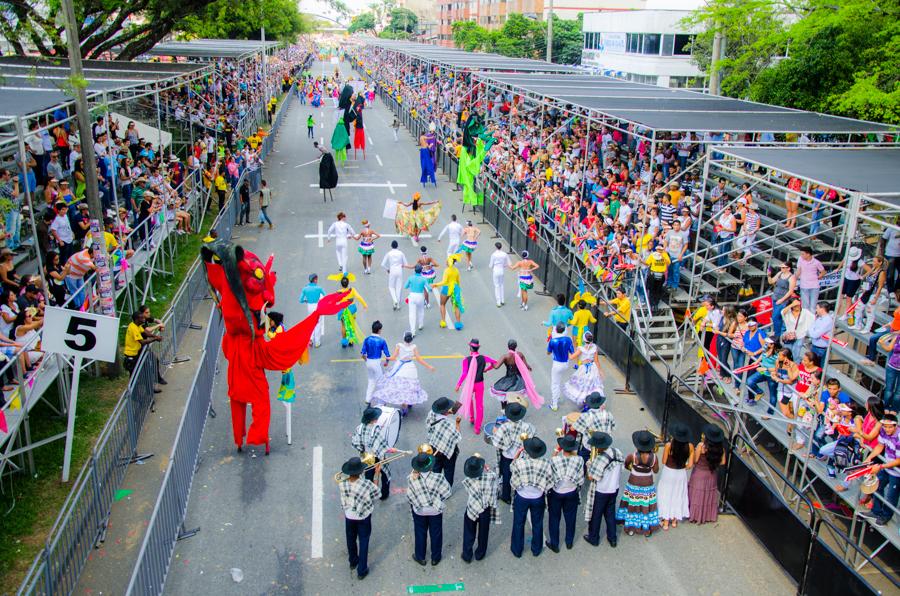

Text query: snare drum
(562, 411), (581, 439)
(482, 416), (507, 446)
(376, 406), (402, 448)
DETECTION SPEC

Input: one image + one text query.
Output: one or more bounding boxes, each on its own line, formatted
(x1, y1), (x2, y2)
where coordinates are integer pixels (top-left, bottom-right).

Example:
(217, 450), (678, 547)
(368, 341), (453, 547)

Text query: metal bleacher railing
(363, 63), (900, 593)
(13, 70), (298, 595)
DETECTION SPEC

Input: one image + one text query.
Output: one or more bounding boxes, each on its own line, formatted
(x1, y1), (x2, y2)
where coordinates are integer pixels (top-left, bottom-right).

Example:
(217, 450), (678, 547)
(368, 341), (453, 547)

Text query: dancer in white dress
(656, 423), (693, 529)
(563, 331), (605, 406)
(326, 211), (356, 273)
(369, 331), (435, 414)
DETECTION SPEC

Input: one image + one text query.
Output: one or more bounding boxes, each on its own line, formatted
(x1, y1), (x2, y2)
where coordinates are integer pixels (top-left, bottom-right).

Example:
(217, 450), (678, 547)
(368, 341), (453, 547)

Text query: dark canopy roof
(714, 147), (900, 197)
(147, 39), (280, 59)
(364, 39), (581, 73)
(475, 72), (896, 135)
(0, 57), (206, 120)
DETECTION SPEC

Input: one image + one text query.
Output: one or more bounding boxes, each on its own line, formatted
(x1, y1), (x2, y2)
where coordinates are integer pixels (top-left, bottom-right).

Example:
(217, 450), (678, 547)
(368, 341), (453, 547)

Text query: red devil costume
(202, 240), (350, 453)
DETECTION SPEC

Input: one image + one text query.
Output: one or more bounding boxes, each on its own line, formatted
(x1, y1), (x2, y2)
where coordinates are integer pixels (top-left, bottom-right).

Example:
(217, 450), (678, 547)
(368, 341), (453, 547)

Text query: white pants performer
(550, 360), (569, 409)
(408, 292), (426, 333)
(364, 357), (383, 403)
(335, 241), (348, 272)
(447, 240), (460, 257)
(306, 302), (324, 346)
(388, 268), (403, 306)
(492, 268), (505, 305)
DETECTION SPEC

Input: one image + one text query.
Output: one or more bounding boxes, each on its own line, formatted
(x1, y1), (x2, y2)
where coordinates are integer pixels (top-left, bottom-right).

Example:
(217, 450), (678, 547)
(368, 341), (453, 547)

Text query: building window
(670, 76), (705, 89)
(674, 34), (693, 55)
(642, 34), (660, 55)
(661, 34), (675, 56)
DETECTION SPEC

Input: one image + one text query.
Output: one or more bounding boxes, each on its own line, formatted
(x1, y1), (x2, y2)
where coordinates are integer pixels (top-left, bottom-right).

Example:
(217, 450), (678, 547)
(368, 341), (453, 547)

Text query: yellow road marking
(329, 354), (464, 363)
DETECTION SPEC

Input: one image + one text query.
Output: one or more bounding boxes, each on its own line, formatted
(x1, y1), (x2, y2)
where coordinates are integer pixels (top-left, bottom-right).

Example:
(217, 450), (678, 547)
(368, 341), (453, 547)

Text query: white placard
(383, 199), (398, 220)
(42, 307), (120, 363)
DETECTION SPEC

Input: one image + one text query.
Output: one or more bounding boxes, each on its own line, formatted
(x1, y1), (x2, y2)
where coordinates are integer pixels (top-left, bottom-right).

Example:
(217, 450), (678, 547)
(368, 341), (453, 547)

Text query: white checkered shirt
(550, 453), (585, 490)
(352, 422), (391, 481)
(510, 457), (555, 494)
(585, 447), (624, 523)
(463, 470), (501, 524)
(573, 409), (617, 449)
(493, 420), (536, 454)
(407, 471), (452, 514)
(338, 477), (380, 519)
(426, 411), (460, 458)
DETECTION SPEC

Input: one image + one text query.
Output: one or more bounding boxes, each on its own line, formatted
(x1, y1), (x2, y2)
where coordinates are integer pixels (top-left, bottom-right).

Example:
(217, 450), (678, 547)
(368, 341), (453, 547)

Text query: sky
(300, 0), (373, 22)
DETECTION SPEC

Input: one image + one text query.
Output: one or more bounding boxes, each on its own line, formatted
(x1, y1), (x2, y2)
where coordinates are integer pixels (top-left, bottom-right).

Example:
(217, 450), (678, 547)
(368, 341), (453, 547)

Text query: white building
(581, 5), (705, 88)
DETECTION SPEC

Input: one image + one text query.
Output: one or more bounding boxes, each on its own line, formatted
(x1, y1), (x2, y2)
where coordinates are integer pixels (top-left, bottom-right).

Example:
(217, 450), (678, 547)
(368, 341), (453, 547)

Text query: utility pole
(709, 27), (724, 95)
(546, 0), (554, 63)
(60, 0), (116, 321)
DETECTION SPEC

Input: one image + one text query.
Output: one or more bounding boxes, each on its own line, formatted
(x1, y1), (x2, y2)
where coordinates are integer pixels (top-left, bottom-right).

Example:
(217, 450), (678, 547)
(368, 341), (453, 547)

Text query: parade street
(163, 61), (791, 596)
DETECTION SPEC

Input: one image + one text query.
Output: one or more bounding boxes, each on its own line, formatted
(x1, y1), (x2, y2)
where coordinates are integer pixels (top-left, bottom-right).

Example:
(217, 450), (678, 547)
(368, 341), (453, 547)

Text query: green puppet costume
(331, 117), (349, 163)
(456, 114), (495, 207)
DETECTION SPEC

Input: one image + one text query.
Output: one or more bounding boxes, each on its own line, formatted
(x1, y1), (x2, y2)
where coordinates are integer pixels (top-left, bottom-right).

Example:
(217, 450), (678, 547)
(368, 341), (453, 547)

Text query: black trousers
(364, 464), (390, 500)
(499, 455), (513, 502)
(546, 489), (580, 549)
(433, 447), (459, 486)
(461, 508), (491, 562)
(586, 490), (619, 545)
(345, 515), (372, 575)
(412, 510), (443, 563)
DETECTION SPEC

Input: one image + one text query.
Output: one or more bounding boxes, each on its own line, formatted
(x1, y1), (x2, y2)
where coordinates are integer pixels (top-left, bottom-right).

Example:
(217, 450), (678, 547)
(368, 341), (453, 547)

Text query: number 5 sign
(43, 307), (120, 363)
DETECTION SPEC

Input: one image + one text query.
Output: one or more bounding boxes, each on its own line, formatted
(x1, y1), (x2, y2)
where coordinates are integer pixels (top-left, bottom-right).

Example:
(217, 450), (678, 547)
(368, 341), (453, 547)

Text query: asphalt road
(163, 60), (793, 596)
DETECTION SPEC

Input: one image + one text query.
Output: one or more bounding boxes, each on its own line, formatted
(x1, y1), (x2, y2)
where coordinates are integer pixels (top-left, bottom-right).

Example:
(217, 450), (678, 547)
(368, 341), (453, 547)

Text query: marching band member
(338, 457), (380, 579)
(583, 432), (624, 547)
(492, 402), (536, 503)
(380, 240), (409, 310)
(360, 321), (390, 403)
(427, 397), (462, 486)
(407, 452), (452, 566)
(352, 407), (394, 500)
(572, 392), (617, 464)
(461, 455), (499, 563)
(510, 437), (554, 558)
(546, 434), (585, 552)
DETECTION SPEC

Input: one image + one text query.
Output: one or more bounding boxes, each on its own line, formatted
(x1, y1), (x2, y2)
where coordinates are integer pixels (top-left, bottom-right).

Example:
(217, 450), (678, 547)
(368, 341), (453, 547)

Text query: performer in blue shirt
(405, 264), (432, 336)
(299, 273), (327, 347)
(547, 323), (575, 411)
(544, 294), (574, 340)
(361, 320), (390, 403)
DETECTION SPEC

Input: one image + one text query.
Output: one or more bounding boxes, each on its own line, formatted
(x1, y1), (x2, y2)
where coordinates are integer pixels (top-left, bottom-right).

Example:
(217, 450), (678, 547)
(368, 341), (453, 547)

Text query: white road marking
(304, 232), (431, 240)
(320, 122), (324, 129)
(312, 445), (323, 558)
(368, 136), (374, 145)
(376, 154), (383, 167)
(307, 182), (408, 193)
(294, 158), (320, 169)
(317, 220), (324, 248)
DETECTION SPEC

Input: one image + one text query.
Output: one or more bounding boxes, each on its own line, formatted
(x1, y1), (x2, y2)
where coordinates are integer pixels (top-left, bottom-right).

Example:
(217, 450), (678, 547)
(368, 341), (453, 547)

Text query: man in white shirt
(380, 240), (409, 309)
(583, 432), (623, 548)
(326, 212), (356, 273)
(437, 214), (463, 256)
(488, 242), (512, 307)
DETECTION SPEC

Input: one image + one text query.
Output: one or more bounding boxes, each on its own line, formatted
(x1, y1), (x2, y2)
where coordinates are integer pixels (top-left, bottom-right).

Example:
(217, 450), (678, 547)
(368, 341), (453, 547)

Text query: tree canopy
(686, 0), (900, 124)
(450, 13), (582, 64)
(348, 12), (376, 34)
(387, 7), (417, 34)
(180, 0), (311, 42)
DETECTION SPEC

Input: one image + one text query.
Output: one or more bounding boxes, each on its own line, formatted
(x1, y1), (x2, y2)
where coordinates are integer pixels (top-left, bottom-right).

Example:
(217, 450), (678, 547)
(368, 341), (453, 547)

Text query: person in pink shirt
(796, 246), (825, 311)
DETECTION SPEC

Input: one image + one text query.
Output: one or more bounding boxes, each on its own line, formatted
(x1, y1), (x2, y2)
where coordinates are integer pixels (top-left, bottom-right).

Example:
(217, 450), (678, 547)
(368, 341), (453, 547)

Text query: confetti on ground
(114, 489), (134, 502)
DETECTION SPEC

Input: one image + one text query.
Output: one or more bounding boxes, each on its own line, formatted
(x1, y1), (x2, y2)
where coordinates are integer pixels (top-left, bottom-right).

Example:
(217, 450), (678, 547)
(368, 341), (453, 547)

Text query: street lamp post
(546, 0), (554, 63)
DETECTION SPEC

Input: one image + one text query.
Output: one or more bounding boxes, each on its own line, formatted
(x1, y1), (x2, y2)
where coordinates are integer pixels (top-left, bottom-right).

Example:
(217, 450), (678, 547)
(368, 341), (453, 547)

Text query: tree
(0, 0), (218, 60)
(549, 13), (583, 65)
(387, 7), (417, 34)
(180, 0), (311, 42)
(494, 13), (544, 59)
(452, 20), (490, 52)
(348, 12), (376, 33)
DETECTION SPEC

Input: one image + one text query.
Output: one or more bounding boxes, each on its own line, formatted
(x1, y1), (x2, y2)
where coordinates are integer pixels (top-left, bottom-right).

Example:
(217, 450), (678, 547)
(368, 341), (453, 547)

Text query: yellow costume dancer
(327, 272), (368, 347)
(432, 255), (464, 330)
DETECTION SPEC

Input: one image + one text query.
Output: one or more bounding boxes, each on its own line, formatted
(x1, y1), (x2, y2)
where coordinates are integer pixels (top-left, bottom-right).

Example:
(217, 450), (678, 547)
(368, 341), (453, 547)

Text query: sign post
(43, 307), (120, 481)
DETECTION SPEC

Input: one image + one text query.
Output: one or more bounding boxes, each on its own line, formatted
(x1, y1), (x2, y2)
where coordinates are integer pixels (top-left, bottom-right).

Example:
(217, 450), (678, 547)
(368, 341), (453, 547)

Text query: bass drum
(375, 406), (402, 448)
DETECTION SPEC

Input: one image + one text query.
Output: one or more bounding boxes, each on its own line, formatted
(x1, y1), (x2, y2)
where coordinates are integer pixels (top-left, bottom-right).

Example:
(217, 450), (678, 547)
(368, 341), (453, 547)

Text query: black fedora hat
(361, 407), (382, 424)
(464, 455), (485, 479)
(585, 392), (606, 409)
(556, 434), (578, 452)
(504, 402), (526, 422)
(411, 452), (435, 473)
(632, 430), (655, 453)
(523, 437), (547, 459)
(588, 431), (613, 450)
(431, 396), (453, 414)
(702, 423), (725, 444)
(342, 457), (366, 477)
(669, 422), (691, 443)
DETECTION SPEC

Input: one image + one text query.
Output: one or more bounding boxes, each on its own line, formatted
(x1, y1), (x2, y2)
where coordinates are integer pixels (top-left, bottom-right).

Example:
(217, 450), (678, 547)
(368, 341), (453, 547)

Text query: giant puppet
(456, 113), (495, 209)
(202, 240), (350, 453)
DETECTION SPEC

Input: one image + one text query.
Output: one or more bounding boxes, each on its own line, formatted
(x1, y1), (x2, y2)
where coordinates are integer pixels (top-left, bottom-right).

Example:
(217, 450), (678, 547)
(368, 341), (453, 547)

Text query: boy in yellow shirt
(643, 244), (670, 311)
(569, 300), (597, 346)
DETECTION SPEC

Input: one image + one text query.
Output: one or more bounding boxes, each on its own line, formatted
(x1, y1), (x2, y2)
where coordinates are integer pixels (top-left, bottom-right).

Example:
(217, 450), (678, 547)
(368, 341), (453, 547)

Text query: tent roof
(147, 39), (280, 59)
(364, 39), (581, 73)
(713, 147), (900, 197)
(475, 72), (896, 135)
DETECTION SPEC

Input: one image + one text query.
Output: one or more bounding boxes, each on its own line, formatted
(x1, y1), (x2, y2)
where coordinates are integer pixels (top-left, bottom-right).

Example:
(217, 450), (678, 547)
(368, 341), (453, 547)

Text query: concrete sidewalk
(74, 298), (213, 596)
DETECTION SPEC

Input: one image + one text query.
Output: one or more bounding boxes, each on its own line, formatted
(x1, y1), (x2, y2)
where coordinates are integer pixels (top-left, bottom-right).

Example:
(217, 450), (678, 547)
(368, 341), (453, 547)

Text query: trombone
(333, 449), (413, 483)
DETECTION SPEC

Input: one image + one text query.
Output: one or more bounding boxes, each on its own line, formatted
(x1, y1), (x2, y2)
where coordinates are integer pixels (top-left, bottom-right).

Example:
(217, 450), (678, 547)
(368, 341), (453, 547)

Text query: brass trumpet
(333, 449), (414, 483)
(417, 443), (435, 455)
(512, 432), (531, 460)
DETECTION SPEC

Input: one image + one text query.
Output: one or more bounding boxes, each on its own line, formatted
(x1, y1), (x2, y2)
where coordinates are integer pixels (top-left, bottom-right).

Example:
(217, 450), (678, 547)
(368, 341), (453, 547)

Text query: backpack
(830, 434), (861, 471)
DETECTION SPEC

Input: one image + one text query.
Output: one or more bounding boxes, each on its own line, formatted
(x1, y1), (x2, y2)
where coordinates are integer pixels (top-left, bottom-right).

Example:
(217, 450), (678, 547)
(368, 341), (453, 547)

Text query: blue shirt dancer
(361, 320), (391, 403)
(547, 323), (575, 411)
(300, 273), (327, 348)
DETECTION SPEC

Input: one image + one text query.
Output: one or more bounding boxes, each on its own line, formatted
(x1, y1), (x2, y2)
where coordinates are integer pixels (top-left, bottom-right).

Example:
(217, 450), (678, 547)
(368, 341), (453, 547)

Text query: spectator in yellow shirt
(214, 169), (228, 211)
(248, 134), (261, 150)
(667, 181), (684, 207)
(605, 287), (632, 330)
(644, 244), (671, 311)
